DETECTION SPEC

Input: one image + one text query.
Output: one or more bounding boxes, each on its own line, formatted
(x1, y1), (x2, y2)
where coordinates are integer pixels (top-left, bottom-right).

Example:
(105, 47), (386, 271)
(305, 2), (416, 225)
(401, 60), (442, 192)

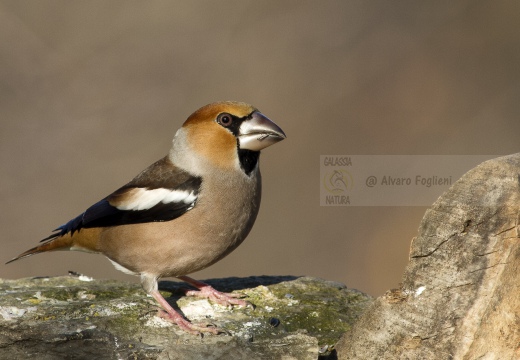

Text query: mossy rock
(0, 275), (371, 360)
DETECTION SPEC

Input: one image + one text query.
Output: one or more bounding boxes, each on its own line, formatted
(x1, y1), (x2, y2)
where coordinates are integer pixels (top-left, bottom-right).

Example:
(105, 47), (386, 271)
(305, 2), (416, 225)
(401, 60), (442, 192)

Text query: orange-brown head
(170, 101), (286, 175)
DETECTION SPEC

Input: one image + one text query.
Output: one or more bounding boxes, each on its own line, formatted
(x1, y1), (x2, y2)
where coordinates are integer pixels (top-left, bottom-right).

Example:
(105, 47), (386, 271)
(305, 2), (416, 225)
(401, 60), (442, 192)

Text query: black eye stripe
(216, 113), (250, 136)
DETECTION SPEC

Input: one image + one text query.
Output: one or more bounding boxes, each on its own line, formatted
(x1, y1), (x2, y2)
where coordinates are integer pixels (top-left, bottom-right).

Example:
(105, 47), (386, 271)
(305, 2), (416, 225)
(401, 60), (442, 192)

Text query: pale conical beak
(238, 112), (286, 151)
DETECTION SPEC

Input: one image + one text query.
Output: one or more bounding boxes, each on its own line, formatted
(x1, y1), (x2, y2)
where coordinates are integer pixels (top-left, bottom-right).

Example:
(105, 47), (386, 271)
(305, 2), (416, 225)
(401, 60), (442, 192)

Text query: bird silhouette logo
(323, 169), (353, 194)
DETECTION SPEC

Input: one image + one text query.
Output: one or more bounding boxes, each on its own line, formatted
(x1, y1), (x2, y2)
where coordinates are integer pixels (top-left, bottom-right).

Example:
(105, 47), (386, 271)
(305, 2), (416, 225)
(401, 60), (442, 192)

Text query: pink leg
(150, 289), (222, 335)
(178, 276), (253, 309)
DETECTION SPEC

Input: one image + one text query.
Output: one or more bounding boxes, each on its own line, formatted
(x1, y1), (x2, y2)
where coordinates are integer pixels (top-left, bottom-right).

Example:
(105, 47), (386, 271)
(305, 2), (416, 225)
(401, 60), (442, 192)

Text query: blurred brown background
(1, 1), (519, 296)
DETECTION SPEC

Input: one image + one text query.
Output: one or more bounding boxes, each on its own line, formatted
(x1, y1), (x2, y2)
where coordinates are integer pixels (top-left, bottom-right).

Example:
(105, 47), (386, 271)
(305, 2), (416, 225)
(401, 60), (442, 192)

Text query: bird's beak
(238, 112), (286, 151)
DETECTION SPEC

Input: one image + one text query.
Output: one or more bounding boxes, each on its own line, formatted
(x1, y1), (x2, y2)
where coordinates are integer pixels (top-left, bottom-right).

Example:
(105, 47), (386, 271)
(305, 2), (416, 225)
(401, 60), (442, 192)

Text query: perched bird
(7, 101), (286, 335)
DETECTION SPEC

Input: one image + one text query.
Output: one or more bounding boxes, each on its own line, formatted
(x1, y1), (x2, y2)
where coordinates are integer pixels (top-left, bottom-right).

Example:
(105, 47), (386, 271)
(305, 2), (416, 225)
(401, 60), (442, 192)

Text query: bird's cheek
(190, 128), (238, 170)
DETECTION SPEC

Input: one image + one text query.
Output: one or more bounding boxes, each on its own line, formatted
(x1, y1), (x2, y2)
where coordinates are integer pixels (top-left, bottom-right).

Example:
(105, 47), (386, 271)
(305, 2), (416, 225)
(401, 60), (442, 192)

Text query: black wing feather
(42, 157), (202, 241)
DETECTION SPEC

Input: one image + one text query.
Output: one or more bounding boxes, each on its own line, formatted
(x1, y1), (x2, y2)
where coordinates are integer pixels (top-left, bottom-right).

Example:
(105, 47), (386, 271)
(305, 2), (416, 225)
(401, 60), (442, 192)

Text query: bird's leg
(149, 289), (223, 335)
(178, 275), (253, 309)
(141, 273), (222, 335)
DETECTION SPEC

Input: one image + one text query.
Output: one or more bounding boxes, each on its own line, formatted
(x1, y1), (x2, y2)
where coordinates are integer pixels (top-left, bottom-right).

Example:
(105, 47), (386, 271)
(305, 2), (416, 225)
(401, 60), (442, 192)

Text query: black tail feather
(39, 213), (84, 243)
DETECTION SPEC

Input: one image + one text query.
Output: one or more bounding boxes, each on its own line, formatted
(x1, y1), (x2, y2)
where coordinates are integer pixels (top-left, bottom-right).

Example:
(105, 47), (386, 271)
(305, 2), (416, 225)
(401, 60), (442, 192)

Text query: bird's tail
(5, 226), (102, 265)
(5, 235), (74, 264)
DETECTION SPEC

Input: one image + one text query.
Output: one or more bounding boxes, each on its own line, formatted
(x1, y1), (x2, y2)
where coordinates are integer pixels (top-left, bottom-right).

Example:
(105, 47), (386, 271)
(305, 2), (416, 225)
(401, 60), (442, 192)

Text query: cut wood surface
(337, 153), (520, 359)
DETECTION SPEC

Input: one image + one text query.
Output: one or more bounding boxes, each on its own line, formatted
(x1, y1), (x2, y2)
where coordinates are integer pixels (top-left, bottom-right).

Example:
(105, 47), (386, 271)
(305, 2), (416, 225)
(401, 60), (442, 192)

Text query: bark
(337, 153), (520, 359)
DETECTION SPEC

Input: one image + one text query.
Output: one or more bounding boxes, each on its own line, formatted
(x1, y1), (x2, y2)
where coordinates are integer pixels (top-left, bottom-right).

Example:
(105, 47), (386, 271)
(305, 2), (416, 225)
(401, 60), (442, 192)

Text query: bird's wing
(41, 157), (201, 241)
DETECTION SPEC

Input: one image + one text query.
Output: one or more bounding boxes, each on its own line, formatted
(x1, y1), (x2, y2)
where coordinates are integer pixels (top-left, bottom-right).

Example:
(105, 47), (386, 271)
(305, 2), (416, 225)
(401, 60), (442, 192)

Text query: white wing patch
(115, 188), (197, 211)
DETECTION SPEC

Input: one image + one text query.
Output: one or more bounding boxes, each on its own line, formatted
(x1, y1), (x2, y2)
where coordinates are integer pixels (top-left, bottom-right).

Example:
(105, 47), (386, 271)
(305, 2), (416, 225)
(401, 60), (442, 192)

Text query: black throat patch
(237, 148), (259, 176)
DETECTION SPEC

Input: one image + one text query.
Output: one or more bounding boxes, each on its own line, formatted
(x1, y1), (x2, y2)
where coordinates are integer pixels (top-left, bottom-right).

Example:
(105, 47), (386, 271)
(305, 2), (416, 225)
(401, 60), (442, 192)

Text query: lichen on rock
(0, 275), (371, 359)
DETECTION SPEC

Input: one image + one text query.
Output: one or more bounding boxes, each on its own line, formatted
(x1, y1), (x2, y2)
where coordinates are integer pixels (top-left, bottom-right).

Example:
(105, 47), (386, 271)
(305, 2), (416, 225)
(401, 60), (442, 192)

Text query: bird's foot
(178, 276), (254, 309)
(150, 288), (225, 335)
(184, 285), (253, 308)
(157, 309), (224, 336)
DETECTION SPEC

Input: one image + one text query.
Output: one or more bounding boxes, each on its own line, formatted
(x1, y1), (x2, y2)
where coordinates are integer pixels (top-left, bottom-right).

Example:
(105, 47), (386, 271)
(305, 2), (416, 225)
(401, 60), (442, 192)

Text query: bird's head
(171, 101), (286, 175)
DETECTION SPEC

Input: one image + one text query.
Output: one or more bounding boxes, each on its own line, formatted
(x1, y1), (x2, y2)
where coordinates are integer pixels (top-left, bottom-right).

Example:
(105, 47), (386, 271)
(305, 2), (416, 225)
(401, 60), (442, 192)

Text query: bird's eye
(217, 113), (233, 127)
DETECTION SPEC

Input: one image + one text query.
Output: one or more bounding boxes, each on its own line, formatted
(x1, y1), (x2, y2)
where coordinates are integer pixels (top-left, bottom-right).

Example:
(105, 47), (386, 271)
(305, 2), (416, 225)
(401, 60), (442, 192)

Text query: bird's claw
(184, 286), (253, 309)
(157, 310), (225, 336)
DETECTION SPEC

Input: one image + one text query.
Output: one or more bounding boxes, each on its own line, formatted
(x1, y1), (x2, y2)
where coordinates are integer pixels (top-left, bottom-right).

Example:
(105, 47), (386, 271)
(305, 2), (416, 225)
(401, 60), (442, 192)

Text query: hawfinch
(7, 101), (286, 335)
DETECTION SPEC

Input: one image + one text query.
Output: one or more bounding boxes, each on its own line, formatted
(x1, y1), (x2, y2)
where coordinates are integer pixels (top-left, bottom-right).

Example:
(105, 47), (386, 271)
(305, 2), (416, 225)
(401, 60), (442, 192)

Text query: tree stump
(337, 153), (520, 359)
